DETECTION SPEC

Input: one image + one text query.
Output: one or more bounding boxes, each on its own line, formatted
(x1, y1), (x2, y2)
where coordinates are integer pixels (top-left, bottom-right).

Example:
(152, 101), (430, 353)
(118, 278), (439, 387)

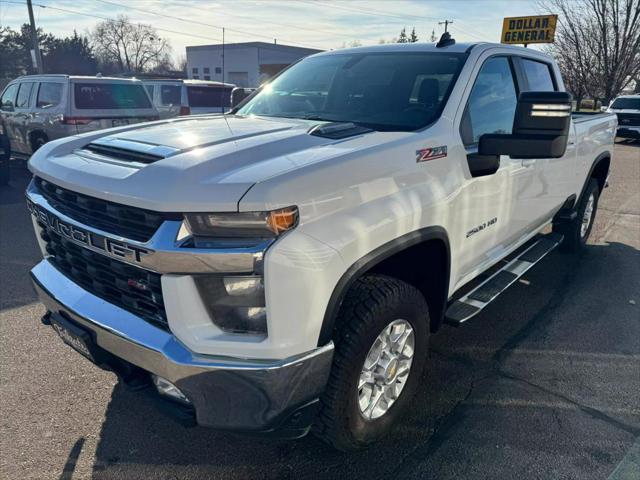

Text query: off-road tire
(312, 274), (429, 451)
(555, 179), (600, 253)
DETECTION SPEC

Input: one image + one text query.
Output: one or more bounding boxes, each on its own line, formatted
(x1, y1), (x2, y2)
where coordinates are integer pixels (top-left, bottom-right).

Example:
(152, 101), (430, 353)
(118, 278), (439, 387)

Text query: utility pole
(222, 27), (225, 84)
(26, 0), (44, 73)
(438, 20), (453, 33)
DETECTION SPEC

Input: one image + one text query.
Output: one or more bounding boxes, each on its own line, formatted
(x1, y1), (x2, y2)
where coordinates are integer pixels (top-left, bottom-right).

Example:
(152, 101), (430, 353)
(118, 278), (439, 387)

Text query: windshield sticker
(416, 146), (447, 163)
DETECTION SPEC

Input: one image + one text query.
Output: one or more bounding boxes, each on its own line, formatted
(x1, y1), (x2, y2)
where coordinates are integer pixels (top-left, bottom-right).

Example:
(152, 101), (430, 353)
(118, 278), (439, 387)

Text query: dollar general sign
(501, 15), (558, 45)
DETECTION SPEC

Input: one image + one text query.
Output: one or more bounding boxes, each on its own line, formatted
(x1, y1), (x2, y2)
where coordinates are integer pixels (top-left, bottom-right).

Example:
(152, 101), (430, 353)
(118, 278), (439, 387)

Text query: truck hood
(29, 115), (363, 212)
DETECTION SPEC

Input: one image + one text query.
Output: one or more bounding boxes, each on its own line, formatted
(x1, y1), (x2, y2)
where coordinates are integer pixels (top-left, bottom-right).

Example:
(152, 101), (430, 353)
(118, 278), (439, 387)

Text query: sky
(0, 0), (547, 60)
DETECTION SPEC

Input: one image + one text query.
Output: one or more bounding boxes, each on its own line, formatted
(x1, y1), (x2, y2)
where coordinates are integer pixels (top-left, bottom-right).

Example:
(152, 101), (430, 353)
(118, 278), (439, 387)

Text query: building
(186, 42), (322, 88)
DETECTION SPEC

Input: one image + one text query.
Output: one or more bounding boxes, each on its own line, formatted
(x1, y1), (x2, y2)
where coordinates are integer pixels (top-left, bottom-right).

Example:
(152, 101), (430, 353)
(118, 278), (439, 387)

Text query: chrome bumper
(31, 260), (333, 433)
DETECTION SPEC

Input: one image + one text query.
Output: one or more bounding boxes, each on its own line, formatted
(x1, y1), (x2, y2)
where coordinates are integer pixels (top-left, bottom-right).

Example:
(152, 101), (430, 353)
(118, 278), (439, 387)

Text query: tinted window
(143, 84), (155, 101)
(74, 83), (152, 109)
(238, 52), (467, 131)
(37, 82), (63, 108)
(187, 86), (232, 109)
(0, 83), (19, 110)
(522, 59), (555, 91)
(16, 82), (34, 108)
(610, 97), (640, 109)
(461, 57), (518, 145)
(160, 85), (181, 105)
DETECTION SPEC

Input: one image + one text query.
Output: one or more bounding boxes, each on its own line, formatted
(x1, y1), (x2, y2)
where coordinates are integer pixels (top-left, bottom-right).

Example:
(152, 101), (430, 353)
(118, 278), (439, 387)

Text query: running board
(444, 232), (564, 326)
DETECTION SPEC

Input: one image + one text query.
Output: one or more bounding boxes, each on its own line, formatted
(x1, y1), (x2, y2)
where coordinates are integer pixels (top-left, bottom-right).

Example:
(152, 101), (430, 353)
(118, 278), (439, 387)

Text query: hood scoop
(308, 122), (372, 139)
(81, 137), (180, 164)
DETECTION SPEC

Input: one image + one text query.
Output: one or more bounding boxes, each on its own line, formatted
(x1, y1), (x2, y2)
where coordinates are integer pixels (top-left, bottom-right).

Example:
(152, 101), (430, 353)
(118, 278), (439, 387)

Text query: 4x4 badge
(416, 145), (447, 163)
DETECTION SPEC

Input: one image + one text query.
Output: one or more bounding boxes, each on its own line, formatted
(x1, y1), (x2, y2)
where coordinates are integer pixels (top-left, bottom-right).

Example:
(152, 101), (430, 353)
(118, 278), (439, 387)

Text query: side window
(160, 85), (181, 105)
(143, 84), (155, 101)
(0, 84), (19, 111)
(16, 82), (34, 108)
(36, 82), (63, 108)
(460, 57), (518, 146)
(521, 58), (555, 91)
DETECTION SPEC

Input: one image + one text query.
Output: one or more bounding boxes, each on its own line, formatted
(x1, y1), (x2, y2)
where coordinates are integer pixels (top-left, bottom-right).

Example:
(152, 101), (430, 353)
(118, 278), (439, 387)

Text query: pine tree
(409, 27), (418, 43)
(398, 28), (408, 43)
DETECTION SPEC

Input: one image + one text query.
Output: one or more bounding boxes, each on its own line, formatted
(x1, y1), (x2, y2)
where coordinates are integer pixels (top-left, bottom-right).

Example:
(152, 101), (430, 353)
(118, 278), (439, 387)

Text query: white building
(186, 42), (322, 88)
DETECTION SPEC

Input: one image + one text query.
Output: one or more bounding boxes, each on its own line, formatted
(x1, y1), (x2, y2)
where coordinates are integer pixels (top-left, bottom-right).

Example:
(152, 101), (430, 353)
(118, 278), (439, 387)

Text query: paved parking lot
(1, 141), (638, 480)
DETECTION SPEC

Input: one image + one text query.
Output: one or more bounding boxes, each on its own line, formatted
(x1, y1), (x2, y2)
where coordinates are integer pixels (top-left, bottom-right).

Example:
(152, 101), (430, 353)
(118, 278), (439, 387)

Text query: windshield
(237, 52), (467, 131)
(611, 97), (640, 110)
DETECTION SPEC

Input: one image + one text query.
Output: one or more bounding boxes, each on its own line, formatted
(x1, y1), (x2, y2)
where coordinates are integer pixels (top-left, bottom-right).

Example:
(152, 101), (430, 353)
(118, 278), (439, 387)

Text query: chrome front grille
(34, 177), (179, 242)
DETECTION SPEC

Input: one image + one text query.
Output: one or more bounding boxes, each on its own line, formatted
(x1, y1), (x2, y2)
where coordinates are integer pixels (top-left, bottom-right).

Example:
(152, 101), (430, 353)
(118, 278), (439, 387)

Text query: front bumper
(31, 259), (333, 435)
(616, 126), (640, 139)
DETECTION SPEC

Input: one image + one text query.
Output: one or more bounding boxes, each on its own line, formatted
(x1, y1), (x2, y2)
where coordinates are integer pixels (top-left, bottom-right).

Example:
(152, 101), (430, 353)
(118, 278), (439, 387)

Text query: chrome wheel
(358, 319), (415, 420)
(581, 193), (595, 238)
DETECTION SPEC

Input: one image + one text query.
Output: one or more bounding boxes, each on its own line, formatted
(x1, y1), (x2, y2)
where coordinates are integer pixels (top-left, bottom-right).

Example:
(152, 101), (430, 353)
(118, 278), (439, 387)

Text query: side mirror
(479, 91), (572, 159)
(230, 87), (254, 108)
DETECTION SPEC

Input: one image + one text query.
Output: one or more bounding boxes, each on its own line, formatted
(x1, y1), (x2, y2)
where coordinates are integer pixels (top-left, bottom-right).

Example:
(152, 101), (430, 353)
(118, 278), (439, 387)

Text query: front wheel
(313, 275), (429, 451)
(555, 179), (600, 253)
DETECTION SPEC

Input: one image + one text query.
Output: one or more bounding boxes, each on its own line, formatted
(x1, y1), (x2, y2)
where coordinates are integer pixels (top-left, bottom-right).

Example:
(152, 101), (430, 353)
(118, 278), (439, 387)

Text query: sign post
(501, 15), (558, 46)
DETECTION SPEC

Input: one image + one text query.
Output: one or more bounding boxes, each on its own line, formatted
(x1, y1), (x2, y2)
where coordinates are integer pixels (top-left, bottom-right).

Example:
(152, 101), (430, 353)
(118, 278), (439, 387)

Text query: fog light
(152, 375), (191, 404)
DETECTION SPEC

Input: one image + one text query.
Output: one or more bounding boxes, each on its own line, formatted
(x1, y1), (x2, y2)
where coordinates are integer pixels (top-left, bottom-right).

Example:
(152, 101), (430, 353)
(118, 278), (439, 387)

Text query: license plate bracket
(50, 312), (101, 363)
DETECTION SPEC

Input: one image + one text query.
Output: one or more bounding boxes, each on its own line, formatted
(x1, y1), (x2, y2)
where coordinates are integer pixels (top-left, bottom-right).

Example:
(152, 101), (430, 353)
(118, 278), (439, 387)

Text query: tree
(409, 27), (419, 43)
(45, 31), (97, 75)
(91, 15), (171, 74)
(398, 28), (408, 43)
(0, 25), (56, 78)
(541, 0), (640, 103)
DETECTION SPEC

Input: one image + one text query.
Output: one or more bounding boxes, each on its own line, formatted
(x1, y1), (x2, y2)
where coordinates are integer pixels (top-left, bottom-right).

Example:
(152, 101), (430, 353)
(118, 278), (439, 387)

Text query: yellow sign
(501, 15), (558, 45)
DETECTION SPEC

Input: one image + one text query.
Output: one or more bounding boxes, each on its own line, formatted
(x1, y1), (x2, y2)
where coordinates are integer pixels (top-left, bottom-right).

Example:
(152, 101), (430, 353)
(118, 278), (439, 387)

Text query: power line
(91, 0), (325, 50)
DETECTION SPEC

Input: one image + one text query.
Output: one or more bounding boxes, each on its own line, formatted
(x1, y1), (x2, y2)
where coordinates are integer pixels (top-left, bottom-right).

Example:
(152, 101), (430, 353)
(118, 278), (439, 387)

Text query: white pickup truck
(26, 38), (616, 451)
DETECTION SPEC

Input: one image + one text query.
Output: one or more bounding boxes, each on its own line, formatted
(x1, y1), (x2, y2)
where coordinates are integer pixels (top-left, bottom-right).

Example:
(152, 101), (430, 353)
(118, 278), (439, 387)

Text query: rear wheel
(30, 133), (48, 153)
(0, 134), (10, 186)
(313, 275), (429, 451)
(555, 179), (600, 253)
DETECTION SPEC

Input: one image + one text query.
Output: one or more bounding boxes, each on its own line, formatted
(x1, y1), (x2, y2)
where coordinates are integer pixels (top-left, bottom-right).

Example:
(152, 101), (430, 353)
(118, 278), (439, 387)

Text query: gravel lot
(1, 140), (638, 480)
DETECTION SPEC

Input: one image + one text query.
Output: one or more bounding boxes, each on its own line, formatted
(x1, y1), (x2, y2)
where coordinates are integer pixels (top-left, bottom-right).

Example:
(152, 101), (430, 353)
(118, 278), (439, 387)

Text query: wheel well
(29, 131), (48, 151)
(368, 239), (448, 333)
(318, 230), (450, 346)
(590, 156), (610, 193)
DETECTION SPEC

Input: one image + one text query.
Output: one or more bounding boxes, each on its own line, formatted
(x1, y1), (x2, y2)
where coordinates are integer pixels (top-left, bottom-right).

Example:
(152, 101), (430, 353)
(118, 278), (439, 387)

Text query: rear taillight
(62, 116), (92, 125)
(179, 106), (191, 116)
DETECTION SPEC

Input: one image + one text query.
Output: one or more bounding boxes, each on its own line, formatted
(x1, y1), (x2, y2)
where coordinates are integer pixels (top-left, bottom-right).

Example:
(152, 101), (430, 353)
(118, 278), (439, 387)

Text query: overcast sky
(0, 0), (546, 58)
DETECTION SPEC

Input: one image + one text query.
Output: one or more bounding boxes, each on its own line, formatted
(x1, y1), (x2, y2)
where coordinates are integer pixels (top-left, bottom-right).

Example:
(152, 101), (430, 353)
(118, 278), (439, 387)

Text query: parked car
(0, 75), (158, 185)
(142, 79), (235, 118)
(606, 94), (640, 139)
(26, 40), (616, 451)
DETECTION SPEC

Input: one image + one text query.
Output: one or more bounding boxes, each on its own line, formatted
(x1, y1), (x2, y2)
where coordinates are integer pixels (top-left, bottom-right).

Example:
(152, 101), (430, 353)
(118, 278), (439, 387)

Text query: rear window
(521, 58), (555, 91)
(610, 97), (640, 110)
(187, 86), (232, 109)
(74, 83), (152, 109)
(160, 85), (181, 105)
(37, 82), (63, 108)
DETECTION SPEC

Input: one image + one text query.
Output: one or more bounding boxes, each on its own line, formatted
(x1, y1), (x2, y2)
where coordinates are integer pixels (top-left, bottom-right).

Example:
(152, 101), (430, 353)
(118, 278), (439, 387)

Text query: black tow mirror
(230, 87), (255, 109)
(479, 91), (572, 159)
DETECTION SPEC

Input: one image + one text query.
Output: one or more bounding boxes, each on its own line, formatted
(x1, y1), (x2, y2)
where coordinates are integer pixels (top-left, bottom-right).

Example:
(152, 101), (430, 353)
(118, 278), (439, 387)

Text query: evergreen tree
(397, 28), (408, 43)
(409, 28), (419, 43)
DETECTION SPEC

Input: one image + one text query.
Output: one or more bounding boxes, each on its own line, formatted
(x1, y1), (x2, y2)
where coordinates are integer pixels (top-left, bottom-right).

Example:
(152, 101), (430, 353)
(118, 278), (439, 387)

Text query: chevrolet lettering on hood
(26, 199), (150, 263)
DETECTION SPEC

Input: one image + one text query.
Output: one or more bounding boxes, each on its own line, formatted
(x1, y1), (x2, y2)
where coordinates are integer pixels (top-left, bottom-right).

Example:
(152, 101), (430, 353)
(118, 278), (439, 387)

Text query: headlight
(195, 275), (267, 335)
(183, 207), (298, 239)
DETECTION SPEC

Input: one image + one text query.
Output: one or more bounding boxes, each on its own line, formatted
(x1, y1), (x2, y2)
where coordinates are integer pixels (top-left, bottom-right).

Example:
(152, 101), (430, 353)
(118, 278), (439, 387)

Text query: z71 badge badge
(416, 145), (447, 163)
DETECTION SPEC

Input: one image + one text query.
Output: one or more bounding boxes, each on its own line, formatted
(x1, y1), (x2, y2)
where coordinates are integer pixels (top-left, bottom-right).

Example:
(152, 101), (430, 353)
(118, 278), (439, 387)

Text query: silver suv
(0, 75), (159, 185)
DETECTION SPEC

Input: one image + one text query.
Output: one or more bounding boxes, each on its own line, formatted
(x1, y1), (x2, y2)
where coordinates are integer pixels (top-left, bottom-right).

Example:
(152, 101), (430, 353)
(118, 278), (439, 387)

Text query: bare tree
(541, 0), (640, 103)
(91, 15), (171, 73)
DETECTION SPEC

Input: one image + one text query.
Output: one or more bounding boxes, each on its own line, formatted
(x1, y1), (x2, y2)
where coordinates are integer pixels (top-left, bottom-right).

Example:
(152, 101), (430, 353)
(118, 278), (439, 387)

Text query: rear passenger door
(0, 83), (20, 149)
(517, 57), (577, 220)
(12, 81), (36, 154)
(33, 81), (67, 142)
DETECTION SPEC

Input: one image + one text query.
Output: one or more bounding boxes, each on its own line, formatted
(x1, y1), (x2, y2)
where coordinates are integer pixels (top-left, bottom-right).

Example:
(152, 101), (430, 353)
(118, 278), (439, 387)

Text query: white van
(142, 79), (235, 118)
